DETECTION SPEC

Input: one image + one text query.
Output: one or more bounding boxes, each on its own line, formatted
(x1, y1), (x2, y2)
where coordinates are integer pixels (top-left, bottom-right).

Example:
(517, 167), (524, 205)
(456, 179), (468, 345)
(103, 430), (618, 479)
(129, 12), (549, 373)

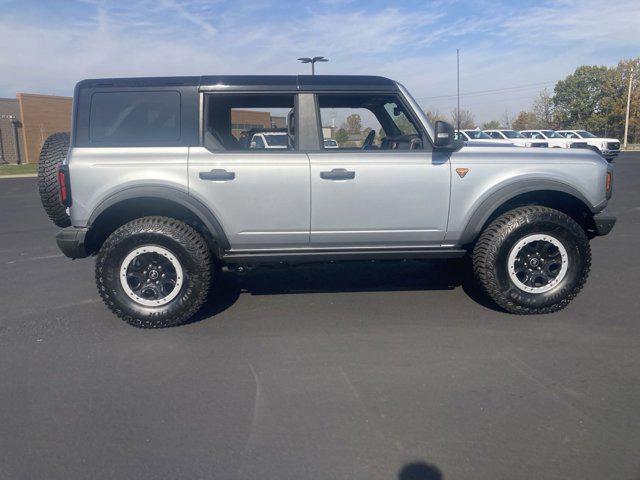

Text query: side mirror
(250, 141), (257, 149)
(434, 121), (456, 148)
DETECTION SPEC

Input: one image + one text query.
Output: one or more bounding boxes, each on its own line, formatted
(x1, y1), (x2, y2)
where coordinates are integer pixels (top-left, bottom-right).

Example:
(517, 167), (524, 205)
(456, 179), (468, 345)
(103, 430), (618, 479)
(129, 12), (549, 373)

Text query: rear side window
(89, 91), (180, 144)
(203, 93), (295, 151)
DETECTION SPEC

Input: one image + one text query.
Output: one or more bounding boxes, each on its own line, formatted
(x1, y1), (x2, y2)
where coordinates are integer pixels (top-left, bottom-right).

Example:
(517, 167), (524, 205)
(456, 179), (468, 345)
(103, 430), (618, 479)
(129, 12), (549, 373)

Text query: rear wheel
(472, 206), (590, 314)
(96, 216), (211, 328)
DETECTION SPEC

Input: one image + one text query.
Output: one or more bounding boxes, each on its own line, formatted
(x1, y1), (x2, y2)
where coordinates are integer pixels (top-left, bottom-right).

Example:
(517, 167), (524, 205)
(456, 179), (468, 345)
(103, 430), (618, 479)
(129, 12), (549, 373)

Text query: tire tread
(95, 216), (211, 328)
(472, 206), (591, 314)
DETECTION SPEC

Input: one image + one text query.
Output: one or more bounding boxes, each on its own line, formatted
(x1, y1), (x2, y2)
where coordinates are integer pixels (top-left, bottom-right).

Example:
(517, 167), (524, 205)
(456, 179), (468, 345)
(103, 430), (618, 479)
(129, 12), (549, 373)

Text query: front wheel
(96, 217), (211, 328)
(472, 206), (591, 314)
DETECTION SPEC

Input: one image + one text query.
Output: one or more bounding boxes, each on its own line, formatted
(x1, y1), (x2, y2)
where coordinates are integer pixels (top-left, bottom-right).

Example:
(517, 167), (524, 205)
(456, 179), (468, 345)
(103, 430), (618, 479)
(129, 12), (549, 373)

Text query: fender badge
(456, 167), (469, 178)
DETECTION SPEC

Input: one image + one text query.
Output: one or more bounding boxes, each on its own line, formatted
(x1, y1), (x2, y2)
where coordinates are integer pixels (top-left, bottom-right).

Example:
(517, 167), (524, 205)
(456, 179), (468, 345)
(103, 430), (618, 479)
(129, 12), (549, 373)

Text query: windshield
(264, 134), (288, 146)
(576, 130), (597, 138)
(502, 130), (525, 139)
(541, 130), (563, 138)
(464, 130), (491, 139)
(324, 139), (337, 146)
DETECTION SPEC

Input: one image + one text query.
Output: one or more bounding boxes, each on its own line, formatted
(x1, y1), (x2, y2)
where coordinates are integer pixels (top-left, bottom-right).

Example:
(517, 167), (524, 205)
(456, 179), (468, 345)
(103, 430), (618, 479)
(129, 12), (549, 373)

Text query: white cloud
(0, 0), (638, 121)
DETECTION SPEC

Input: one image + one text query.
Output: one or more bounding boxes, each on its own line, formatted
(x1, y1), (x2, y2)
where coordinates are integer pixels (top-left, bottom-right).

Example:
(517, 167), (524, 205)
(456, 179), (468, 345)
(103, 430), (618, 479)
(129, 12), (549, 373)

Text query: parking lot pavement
(1, 153), (639, 480)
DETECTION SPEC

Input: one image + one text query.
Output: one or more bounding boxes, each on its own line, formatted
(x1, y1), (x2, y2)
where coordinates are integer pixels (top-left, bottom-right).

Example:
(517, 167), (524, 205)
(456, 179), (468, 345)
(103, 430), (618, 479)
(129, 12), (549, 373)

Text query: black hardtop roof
(76, 75), (398, 91)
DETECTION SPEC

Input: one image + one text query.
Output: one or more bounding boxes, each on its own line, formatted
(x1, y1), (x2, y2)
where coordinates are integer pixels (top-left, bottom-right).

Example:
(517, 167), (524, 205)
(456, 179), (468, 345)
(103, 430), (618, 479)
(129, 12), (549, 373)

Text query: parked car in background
(456, 130), (513, 145)
(483, 129), (548, 148)
(557, 130), (620, 161)
(323, 138), (339, 148)
(249, 130), (289, 149)
(520, 130), (587, 149)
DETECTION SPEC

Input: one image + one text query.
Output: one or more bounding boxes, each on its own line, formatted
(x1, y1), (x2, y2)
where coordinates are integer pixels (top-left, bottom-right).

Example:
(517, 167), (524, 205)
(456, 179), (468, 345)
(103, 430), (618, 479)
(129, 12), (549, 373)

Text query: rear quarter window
(89, 91), (181, 145)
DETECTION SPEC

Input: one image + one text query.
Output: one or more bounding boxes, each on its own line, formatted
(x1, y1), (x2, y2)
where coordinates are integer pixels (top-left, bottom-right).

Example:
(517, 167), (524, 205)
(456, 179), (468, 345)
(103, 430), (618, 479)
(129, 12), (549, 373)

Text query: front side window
(317, 94), (424, 151)
(541, 130), (563, 138)
(204, 93), (294, 151)
(502, 130), (525, 139)
(464, 130), (491, 139)
(89, 91), (180, 144)
(576, 130), (596, 138)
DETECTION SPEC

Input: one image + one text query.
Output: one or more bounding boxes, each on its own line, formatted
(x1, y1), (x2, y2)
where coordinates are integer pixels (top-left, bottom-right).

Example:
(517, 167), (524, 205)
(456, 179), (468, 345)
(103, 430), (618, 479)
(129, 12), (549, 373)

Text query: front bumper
(56, 227), (90, 259)
(592, 212), (616, 236)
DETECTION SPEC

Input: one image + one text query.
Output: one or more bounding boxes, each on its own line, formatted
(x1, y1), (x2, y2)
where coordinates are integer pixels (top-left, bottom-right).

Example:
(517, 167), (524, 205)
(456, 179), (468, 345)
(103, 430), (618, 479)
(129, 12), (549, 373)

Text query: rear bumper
(592, 212), (616, 236)
(56, 227), (90, 259)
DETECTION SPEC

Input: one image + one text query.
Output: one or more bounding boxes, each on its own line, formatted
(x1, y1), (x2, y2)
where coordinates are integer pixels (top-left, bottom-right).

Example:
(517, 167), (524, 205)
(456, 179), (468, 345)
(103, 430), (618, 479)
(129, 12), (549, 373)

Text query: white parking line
(6, 253), (64, 264)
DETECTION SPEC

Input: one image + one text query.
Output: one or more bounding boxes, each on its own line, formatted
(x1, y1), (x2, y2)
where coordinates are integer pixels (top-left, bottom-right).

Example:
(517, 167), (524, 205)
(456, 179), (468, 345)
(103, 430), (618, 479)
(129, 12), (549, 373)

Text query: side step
(221, 248), (467, 265)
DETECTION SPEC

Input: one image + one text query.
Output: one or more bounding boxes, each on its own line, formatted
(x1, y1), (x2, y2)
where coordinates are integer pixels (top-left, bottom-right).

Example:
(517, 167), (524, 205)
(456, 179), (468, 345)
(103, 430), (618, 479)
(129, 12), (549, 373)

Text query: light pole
(624, 66), (634, 149)
(298, 56), (328, 75)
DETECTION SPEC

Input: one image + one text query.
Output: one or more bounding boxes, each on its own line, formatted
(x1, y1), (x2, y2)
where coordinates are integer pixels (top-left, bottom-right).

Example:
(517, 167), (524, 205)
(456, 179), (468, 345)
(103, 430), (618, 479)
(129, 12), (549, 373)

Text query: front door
(188, 92), (310, 250)
(308, 93), (450, 247)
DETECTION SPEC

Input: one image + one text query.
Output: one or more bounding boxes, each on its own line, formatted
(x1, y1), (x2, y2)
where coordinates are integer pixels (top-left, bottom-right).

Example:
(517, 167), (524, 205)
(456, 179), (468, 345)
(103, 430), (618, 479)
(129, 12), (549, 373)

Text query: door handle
(320, 168), (355, 180)
(199, 169), (235, 181)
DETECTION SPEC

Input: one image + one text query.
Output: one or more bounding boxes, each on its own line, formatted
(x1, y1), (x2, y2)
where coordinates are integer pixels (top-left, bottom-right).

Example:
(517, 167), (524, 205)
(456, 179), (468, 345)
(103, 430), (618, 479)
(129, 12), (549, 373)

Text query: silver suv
(38, 75), (615, 328)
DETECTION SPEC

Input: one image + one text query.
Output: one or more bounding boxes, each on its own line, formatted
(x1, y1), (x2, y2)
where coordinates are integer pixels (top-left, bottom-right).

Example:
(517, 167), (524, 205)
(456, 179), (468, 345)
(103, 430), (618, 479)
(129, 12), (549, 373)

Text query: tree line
(425, 58), (639, 142)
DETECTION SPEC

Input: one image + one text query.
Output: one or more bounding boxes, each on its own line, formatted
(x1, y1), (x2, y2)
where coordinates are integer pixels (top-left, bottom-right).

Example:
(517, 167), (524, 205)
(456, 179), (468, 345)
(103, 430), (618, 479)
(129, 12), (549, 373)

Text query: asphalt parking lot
(1, 152), (639, 480)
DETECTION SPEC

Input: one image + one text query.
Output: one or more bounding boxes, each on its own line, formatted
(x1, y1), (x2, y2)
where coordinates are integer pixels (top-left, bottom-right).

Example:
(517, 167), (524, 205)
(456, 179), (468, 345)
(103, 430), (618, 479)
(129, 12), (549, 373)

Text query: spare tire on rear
(37, 132), (71, 228)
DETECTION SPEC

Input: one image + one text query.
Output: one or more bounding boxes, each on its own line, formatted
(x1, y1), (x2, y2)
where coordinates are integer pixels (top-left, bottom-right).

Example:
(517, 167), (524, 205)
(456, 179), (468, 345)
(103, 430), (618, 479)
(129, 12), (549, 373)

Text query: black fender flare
(88, 185), (230, 250)
(459, 179), (598, 246)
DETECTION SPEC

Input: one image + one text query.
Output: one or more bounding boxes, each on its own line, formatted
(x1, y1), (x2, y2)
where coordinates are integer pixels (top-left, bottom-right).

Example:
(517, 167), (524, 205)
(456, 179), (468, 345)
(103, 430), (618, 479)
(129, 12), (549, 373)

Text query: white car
(519, 130), (587, 149)
(323, 138), (339, 149)
(557, 130), (620, 161)
(483, 129), (548, 148)
(456, 130), (514, 145)
(250, 131), (289, 149)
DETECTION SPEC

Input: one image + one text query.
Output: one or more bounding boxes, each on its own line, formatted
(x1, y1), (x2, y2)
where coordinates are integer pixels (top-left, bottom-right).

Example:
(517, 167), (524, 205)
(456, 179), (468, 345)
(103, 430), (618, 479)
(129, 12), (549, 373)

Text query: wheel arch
(85, 186), (229, 255)
(460, 181), (597, 247)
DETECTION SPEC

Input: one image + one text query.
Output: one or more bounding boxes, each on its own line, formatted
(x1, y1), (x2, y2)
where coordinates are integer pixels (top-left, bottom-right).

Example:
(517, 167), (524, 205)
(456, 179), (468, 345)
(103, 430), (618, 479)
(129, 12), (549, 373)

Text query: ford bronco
(37, 75), (615, 328)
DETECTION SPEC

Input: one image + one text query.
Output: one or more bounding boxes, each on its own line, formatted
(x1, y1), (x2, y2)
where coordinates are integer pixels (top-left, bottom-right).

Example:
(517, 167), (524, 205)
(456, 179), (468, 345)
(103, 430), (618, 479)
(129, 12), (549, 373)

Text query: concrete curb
(0, 174), (38, 179)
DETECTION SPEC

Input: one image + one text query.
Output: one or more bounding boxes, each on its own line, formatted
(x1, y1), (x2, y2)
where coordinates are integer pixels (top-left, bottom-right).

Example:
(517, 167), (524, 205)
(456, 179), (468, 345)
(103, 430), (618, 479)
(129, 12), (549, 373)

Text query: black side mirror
(434, 121), (456, 148)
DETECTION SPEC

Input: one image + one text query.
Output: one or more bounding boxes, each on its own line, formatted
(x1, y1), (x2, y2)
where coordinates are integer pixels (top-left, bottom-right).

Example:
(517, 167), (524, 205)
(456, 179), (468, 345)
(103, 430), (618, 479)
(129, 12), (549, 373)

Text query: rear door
(307, 93), (450, 247)
(188, 92), (310, 250)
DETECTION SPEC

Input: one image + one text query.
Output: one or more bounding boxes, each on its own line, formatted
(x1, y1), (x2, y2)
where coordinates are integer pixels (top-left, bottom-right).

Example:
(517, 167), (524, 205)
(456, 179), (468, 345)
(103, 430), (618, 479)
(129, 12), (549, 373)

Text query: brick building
(0, 93), (72, 165)
(0, 98), (24, 165)
(230, 110), (286, 139)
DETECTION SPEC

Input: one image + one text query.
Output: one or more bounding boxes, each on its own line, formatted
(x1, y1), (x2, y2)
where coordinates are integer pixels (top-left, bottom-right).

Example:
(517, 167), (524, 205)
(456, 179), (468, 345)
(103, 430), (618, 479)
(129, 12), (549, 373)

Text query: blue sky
(1, 0), (638, 122)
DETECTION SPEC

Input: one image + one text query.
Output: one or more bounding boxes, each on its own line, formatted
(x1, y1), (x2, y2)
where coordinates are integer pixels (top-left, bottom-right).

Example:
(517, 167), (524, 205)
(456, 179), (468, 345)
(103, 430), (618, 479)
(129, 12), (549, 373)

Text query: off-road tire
(96, 216), (211, 328)
(37, 132), (71, 228)
(472, 206), (591, 314)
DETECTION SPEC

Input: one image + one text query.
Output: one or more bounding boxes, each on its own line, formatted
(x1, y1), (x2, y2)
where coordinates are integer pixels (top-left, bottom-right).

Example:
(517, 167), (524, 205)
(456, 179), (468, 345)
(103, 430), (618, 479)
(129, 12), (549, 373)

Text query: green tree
(501, 110), (515, 129)
(395, 116), (416, 135)
(532, 88), (554, 127)
(512, 110), (540, 131)
(450, 108), (476, 129)
(599, 58), (640, 141)
(552, 65), (610, 131)
(482, 120), (501, 129)
(345, 114), (362, 134)
(425, 109), (447, 124)
(335, 128), (349, 147)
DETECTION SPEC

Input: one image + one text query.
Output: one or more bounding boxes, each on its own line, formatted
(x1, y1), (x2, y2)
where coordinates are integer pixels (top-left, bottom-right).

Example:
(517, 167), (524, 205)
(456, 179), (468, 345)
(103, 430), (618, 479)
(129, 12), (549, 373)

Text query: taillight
(605, 172), (612, 199)
(58, 165), (72, 207)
